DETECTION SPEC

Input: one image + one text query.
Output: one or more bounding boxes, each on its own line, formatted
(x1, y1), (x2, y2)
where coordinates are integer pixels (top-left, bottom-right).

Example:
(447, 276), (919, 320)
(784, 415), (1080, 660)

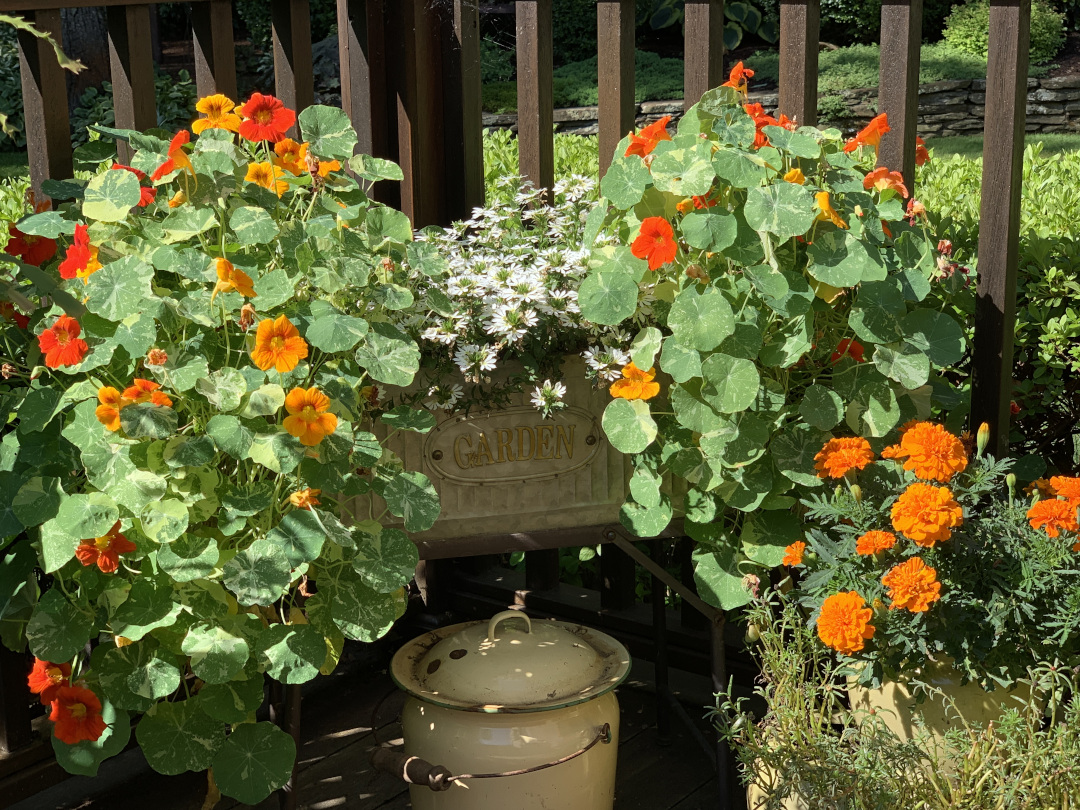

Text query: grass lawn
(0, 151), (28, 179)
(928, 133), (1080, 160)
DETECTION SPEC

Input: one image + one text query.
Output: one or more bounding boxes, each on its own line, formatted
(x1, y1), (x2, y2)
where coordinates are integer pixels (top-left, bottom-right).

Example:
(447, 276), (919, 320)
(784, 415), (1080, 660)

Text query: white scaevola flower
(530, 379), (568, 417)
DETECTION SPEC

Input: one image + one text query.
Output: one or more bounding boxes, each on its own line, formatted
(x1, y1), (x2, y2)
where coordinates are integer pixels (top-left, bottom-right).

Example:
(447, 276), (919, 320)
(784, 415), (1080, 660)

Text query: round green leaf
(230, 206), (279, 245)
(799, 385), (844, 431)
(349, 154), (405, 182)
(578, 267), (639, 326)
(354, 322), (420, 387)
(183, 623), (250, 684)
(305, 305), (369, 353)
(83, 168), (141, 222)
(873, 343), (930, 389)
(743, 183), (815, 239)
(206, 415), (254, 459)
(139, 499), (189, 544)
(13, 475), (63, 530)
(600, 156), (651, 209)
(112, 577), (183, 641)
(381, 471), (440, 533)
(619, 496), (673, 538)
(199, 676), (265, 724)
(741, 511), (803, 566)
(380, 406), (437, 433)
(27, 588), (94, 662)
(84, 256), (155, 321)
(158, 532), (220, 582)
(852, 380), (901, 437)
(267, 510), (326, 568)
(223, 540), (292, 606)
(630, 327), (663, 372)
(96, 639), (182, 712)
(196, 368), (247, 412)
(256, 623), (325, 685)
(51, 699), (130, 777)
(681, 210), (737, 253)
(329, 569), (405, 642)
(659, 339), (702, 384)
(136, 699), (225, 776)
(163, 435), (216, 469)
(602, 398), (658, 454)
(902, 309), (966, 366)
(849, 281), (906, 344)
(700, 353), (759, 413)
(771, 423), (828, 488)
(668, 285), (734, 352)
(351, 527), (419, 593)
(693, 546), (753, 610)
(241, 384), (286, 418)
(120, 403), (178, 439)
(299, 104), (358, 160)
(212, 722), (296, 805)
(629, 467), (662, 509)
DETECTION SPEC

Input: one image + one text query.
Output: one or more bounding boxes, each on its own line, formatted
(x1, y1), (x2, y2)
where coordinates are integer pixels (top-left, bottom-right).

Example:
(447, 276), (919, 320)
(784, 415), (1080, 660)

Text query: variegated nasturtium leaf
(182, 623), (251, 685)
(743, 182), (815, 239)
(83, 167), (141, 221)
(602, 398), (657, 454)
(305, 300), (368, 352)
(206, 414), (254, 459)
(199, 676), (266, 724)
(26, 588), (95, 662)
(136, 698), (225, 776)
(381, 471), (440, 533)
(354, 322), (420, 386)
(577, 265), (639, 326)
(139, 499), (189, 544)
(112, 576), (183, 641)
(157, 532), (219, 582)
(600, 155), (651, 209)
(667, 285), (734, 352)
(256, 623), (325, 684)
(93, 638), (182, 712)
(266, 510), (326, 567)
(299, 104), (357, 160)
(329, 569), (406, 642)
(223, 540), (292, 606)
(212, 721), (296, 805)
(693, 543), (753, 611)
(351, 526), (420, 593)
(84, 256), (155, 321)
(120, 403), (178, 439)
(620, 495), (673, 538)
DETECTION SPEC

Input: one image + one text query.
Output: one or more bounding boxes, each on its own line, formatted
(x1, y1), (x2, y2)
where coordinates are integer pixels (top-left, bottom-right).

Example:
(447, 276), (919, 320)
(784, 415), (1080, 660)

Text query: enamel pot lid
(391, 610), (632, 713)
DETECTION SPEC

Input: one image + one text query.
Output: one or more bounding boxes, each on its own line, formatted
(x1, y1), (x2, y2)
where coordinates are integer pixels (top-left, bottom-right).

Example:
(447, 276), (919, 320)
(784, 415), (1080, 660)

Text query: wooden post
(516, 0), (554, 196)
(778, 0), (820, 126)
(597, 0), (635, 178)
(599, 542), (637, 611)
(272, 0), (315, 129)
(971, 0), (1030, 456)
(17, 9), (72, 195)
(337, 0), (389, 158)
(525, 549), (560, 591)
(683, 0), (724, 110)
(0, 646), (32, 754)
(442, 0), (484, 217)
(107, 4), (156, 163)
(192, 0), (237, 100)
(877, 0), (923, 190)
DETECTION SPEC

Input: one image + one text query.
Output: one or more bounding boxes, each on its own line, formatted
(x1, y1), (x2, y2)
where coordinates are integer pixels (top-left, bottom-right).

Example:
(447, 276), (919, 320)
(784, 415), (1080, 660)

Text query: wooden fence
(0, 0), (1034, 806)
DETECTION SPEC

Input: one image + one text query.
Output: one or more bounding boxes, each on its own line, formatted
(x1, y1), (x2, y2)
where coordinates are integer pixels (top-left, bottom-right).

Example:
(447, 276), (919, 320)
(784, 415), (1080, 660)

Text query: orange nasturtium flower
(28, 658), (71, 704)
(192, 93), (241, 134)
(245, 161), (289, 197)
(609, 362), (661, 401)
(883, 421), (968, 483)
(289, 488), (322, 509)
(843, 113), (890, 155)
(625, 115), (672, 158)
(150, 130), (194, 181)
(273, 138), (309, 175)
(817, 591), (875, 655)
(722, 61), (755, 96)
(123, 379), (173, 408)
(813, 437), (874, 480)
(863, 166), (909, 199)
(58, 223), (102, 282)
(915, 136), (929, 167)
(168, 190), (187, 209)
(743, 103), (776, 149)
(882, 557), (941, 612)
(95, 386), (127, 432)
(782, 541), (806, 566)
(814, 191), (848, 230)
(252, 315), (309, 373)
(211, 258), (257, 303)
(238, 92), (296, 143)
(50, 685), (107, 745)
(38, 316), (88, 369)
(631, 216), (678, 271)
(856, 530), (897, 556)
(75, 521), (137, 574)
(891, 482), (964, 547)
(1027, 498), (1079, 538)
(830, 338), (865, 365)
(283, 387), (338, 447)
(783, 167), (806, 185)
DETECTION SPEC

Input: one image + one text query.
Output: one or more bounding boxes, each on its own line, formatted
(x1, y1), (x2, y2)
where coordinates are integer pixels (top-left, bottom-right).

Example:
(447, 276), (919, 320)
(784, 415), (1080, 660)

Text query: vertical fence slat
(600, 542), (636, 610)
(683, 0), (724, 111)
(971, 0), (1031, 455)
(525, 548), (560, 591)
(443, 0), (484, 217)
(597, 0), (635, 178)
(272, 0), (315, 126)
(0, 646), (32, 754)
(516, 0), (554, 195)
(877, 0), (923, 190)
(778, 0), (820, 126)
(17, 9), (71, 196)
(107, 4), (156, 162)
(338, 0), (389, 159)
(192, 0), (237, 100)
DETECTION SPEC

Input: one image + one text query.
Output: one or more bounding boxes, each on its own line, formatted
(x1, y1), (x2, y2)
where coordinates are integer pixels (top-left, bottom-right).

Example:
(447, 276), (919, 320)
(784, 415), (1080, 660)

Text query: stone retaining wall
(481, 75), (1080, 139)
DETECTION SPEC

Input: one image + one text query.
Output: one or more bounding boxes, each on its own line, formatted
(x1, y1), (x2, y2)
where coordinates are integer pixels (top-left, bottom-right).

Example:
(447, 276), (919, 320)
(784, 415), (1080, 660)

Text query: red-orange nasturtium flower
(830, 338), (864, 364)
(75, 521), (136, 574)
(722, 61), (755, 95)
(94, 386), (126, 432)
(843, 113), (890, 154)
(49, 685), (107, 745)
(744, 103), (776, 149)
(273, 138), (309, 175)
(110, 164), (156, 207)
(882, 557), (941, 612)
(891, 482), (963, 547)
(28, 658), (71, 704)
(814, 437), (874, 479)
(238, 92), (296, 143)
(38, 316), (88, 368)
(609, 362), (661, 401)
(863, 167), (909, 199)
(58, 224), (102, 282)
(817, 591), (875, 655)
(0, 301), (29, 329)
(244, 161), (289, 197)
(123, 379), (172, 408)
(625, 115), (672, 158)
(631, 217), (677, 270)
(211, 258), (257, 304)
(782, 541), (806, 566)
(252, 315), (308, 373)
(856, 530), (897, 556)
(5, 223), (56, 267)
(283, 387), (338, 447)
(192, 94), (241, 134)
(1027, 498), (1079, 538)
(289, 488), (322, 509)
(915, 136), (929, 167)
(150, 130), (194, 181)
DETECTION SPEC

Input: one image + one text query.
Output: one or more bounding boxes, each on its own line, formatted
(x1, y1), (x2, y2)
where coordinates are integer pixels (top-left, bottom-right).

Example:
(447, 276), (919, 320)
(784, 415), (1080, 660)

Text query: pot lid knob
(487, 610), (530, 641)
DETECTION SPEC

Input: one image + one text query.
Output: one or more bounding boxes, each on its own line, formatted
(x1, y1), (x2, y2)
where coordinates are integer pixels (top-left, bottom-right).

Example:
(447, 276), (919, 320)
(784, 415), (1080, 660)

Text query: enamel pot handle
(487, 610), (532, 641)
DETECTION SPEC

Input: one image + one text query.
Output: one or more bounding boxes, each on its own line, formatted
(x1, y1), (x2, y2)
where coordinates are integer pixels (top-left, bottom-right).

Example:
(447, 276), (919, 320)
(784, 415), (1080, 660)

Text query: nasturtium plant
(580, 74), (963, 612)
(0, 92), (438, 802)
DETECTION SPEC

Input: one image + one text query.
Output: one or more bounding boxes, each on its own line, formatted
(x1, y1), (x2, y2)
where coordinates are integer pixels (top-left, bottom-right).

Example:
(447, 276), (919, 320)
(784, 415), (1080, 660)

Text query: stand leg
(650, 541), (671, 746)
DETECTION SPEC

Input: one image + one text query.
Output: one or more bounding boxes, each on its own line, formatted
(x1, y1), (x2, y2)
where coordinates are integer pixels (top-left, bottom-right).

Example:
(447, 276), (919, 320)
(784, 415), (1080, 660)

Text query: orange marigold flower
(843, 113), (890, 155)
(1048, 476), (1080, 505)
(863, 166), (909, 199)
(783, 167), (806, 185)
(856, 530), (897, 556)
(817, 591), (875, 655)
(5, 223), (56, 267)
(722, 61), (755, 95)
(192, 93), (241, 134)
(123, 378), (172, 408)
(782, 540), (806, 566)
(58, 224), (102, 282)
(28, 658), (71, 704)
(211, 258), (257, 304)
(245, 161), (289, 197)
(814, 437), (874, 479)
(609, 362), (661, 401)
(1027, 498), (1079, 538)
(289, 488), (322, 509)
(915, 136), (929, 167)
(252, 315), (308, 373)
(94, 386), (127, 432)
(891, 482), (963, 547)
(38, 315), (88, 368)
(238, 92), (296, 143)
(814, 191), (848, 229)
(830, 338), (864, 364)
(50, 685), (107, 745)
(75, 521), (137, 574)
(631, 216), (677, 271)
(625, 115), (673, 158)
(882, 557), (941, 612)
(150, 130), (194, 181)
(283, 386), (338, 447)
(1026, 478), (1055, 498)
(273, 138), (309, 175)
(885, 421), (968, 483)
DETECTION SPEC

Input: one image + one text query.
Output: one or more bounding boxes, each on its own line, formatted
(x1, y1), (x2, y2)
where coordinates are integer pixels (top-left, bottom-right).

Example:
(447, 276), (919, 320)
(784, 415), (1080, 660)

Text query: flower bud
(744, 623), (761, 644)
(685, 264), (709, 282)
(850, 484), (863, 503)
(976, 422), (991, 456)
(834, 484), (844, 500)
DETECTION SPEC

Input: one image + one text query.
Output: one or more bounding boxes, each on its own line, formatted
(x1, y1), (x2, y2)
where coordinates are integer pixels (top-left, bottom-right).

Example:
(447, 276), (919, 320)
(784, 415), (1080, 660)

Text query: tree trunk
(61, 8), (110, 110)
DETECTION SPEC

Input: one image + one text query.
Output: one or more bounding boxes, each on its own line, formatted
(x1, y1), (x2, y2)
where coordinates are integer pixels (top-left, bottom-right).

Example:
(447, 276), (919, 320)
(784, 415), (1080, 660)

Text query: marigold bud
(1006, 473), (1017, 493)
(976, 422), (991, 456)
(834, 484), (844, 500)
(146, 348), (168, 367)
(850, 484), (863, 503)
(239, 303), (257, 331)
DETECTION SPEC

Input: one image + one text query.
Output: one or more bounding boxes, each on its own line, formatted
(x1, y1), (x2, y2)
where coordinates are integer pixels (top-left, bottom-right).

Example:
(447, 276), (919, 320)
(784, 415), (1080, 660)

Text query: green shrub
(0, 26), (23, 151)
(480, 37), (514, 84)
(755, 0), (957, 45)
(69, 70), (198, 148)
(944, 0), (1065, 64)
(482, 128), (600, 191)
(234, 0), (338, 49)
